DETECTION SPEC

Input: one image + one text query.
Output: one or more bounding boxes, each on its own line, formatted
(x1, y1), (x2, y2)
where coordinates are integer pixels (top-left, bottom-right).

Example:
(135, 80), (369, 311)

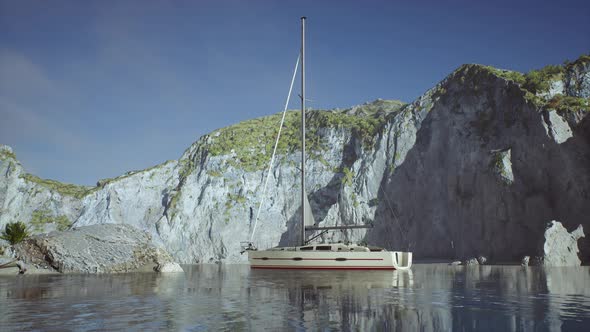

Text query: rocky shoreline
(0, 224), (183, 275)
(1, 220), (584, 276)
(449, 220), (586, 267)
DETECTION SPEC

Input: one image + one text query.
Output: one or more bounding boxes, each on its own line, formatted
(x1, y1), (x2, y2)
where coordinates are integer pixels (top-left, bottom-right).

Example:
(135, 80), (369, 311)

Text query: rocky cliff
(1, 55), (589, 263)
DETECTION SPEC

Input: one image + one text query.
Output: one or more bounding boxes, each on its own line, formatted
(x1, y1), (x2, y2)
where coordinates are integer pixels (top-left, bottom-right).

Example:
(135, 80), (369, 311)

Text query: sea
(1, 264), (589, 331)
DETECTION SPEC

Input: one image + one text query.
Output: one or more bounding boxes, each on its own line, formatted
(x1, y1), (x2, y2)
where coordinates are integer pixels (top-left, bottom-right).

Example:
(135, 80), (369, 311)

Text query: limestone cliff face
(368, 63), (590, 261)
(0, 146), (84, 234)
(1, 55), (589, 263)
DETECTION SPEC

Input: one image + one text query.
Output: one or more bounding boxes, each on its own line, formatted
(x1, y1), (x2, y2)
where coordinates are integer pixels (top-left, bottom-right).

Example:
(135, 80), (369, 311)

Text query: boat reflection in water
(1, 264), (589, 331)
(251, 265), (414, 286)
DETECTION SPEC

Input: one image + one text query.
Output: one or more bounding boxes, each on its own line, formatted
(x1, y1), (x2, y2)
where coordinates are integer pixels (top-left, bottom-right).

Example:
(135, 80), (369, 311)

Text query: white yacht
(242, 17), (412, 270)
(247, 242), (412, 270)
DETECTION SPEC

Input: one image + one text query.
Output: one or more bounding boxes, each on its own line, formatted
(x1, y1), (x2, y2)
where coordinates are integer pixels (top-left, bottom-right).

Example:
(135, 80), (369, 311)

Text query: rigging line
(378, 158), (407, 250)
(249, 54), (300, 243)
(378, 182), (406, 248)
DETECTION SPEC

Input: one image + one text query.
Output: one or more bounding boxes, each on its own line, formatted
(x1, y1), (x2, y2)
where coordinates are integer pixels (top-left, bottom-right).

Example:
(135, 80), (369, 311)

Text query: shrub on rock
(1, 221), (30, 245)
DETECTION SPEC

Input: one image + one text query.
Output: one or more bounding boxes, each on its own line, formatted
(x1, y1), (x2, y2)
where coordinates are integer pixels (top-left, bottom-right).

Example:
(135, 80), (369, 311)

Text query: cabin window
(300, 246), (314, 251)
(316, 246), (332, 251)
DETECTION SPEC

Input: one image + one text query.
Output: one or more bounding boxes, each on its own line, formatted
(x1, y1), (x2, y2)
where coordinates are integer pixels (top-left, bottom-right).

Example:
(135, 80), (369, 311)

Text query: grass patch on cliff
(483, 66), (526, 85)
(0, 149), (16, 160)
(564, 54), (590, 71)
(228, 193), (247, 204)
(20, 160), (176, 200)
(310, 109), (391, 147)
(546, 94), (590, 113)
(522, 65), (564, 94)
(206, 170), (223, 177)
(97, 160), (175, 187)
(479, 64), (564, 95)
(19, 174), (94, 199)
(344, 99), (406, 116)
(340, 168), (355, 187)
(206, 111), (301, 172)
(472, 54), (589, 113)
(30, 209), (72, 232)
(205, 101), (404, 172)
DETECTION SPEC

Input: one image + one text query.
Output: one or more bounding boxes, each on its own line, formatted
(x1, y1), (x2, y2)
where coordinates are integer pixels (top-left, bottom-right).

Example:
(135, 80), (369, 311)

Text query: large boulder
(13, 224), (183, 273)
(538, 220), (585, 267)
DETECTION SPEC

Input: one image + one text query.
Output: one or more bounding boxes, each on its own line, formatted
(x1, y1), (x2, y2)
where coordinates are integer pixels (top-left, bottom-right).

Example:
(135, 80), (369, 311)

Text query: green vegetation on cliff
(523, 65), (564, 94)
(19, 160), (176, 201)
(480, 64), (565, 95)
(205, 100), (405, 172)
(30, 209), (71, 232)
(546, 94), (590, 113)
(19, 173), (94, 199)
(483, 66), (526, 85)
(472, 54), (590, 114)
(97, 160), (175, 187)
(341, 167), (355, 187)
(564, 54), (590, 71)
(207, 110), (300, 171)
(0, 149), (16, 160)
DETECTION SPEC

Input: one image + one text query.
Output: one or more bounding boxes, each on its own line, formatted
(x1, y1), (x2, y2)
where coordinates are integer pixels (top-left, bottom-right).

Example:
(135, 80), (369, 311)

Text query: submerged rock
(16, 261), (27, 274)
(538, 221), (585, 267)
(13, 224), (182, 274)
(0, 258), (27, 274)
(154, 262), (184, 273)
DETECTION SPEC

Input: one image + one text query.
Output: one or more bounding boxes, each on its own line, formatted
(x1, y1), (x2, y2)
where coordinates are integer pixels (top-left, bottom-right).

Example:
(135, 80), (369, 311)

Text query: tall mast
(300, 16), (306, 247)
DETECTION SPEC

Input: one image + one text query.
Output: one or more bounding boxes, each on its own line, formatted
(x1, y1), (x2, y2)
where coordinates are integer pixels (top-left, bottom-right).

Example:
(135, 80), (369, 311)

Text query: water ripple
(0, 264), (589, 331)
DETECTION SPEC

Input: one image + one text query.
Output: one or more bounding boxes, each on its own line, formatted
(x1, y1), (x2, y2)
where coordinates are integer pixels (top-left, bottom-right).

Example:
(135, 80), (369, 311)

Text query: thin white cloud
(0, 99), (87, 151)
(0, 50), (88, 152)
(0, 50), (59, 100)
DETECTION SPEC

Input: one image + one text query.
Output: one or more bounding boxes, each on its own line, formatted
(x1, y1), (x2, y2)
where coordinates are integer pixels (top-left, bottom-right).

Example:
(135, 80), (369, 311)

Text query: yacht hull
(248, 250), (412, 270)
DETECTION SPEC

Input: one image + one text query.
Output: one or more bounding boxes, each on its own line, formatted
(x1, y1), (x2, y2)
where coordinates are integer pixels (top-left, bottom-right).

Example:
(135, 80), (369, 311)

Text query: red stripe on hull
(251, 266), (395, 270)
(252, 258), (384, 261)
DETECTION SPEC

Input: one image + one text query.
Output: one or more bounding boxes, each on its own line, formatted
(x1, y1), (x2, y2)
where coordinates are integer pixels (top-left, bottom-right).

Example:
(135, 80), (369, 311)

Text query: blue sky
(1, 0), (589, 185)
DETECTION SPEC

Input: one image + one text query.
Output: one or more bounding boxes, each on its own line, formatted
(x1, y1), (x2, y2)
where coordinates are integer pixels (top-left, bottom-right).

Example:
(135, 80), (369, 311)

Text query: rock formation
(536, 221), (585, 267)
(1, 54), (589, 264)
(13, 224), (183, 273)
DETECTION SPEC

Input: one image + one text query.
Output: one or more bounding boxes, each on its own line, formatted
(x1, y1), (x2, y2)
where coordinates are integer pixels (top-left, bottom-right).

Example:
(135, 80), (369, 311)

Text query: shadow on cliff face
(544, 113), (590, 260)
(367, 67), (590, 262)
(278, 133), (360, 247)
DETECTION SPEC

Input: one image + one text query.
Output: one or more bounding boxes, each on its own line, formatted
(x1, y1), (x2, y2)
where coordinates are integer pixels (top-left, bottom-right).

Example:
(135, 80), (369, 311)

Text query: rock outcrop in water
(13, 224), (182, 273)
(535, 220), (585, 267)
(1, 54), (589, 264)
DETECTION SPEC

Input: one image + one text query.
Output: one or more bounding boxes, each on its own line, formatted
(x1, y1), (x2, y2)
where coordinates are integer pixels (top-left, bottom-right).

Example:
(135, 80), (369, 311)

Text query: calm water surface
(1, 264), (589, 331)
